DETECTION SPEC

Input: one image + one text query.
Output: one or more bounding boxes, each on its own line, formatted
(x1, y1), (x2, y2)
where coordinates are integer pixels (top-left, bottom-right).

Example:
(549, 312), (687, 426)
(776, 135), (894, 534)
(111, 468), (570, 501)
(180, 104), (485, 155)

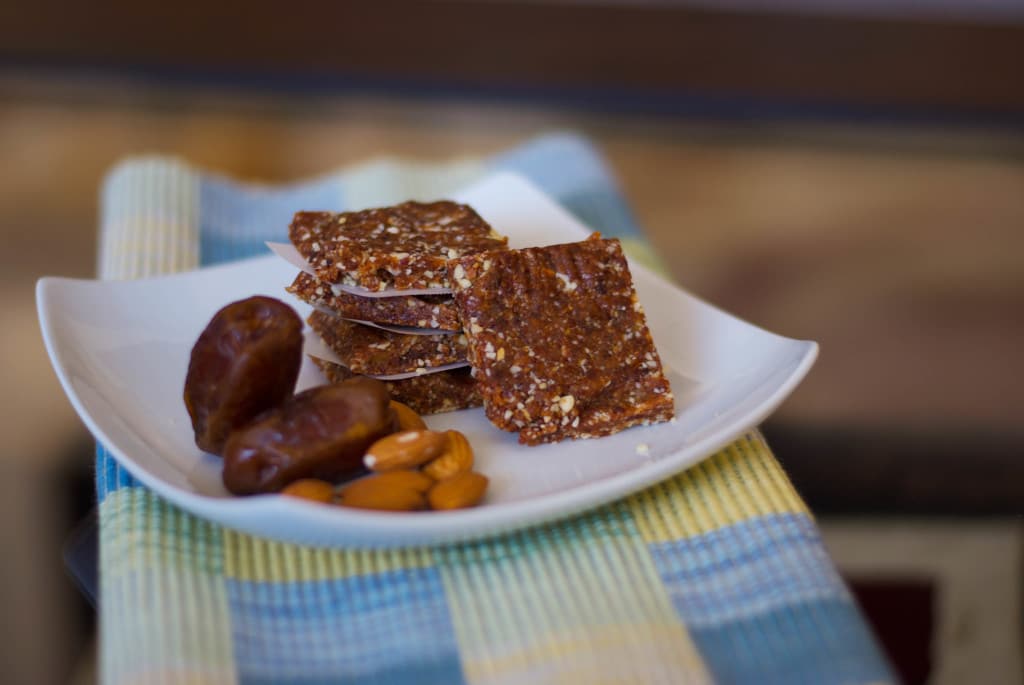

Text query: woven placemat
(96, 133), (892, 685)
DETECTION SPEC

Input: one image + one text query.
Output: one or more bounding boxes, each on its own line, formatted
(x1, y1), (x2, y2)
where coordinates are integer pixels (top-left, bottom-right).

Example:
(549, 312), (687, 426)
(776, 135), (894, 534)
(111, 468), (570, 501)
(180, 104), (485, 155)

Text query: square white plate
(37, 172), (816, 547)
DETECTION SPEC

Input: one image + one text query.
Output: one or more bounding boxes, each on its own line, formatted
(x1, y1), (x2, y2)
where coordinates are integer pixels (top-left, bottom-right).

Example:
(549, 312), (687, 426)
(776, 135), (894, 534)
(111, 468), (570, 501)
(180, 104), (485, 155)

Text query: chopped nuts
(558, 395), (576, 413)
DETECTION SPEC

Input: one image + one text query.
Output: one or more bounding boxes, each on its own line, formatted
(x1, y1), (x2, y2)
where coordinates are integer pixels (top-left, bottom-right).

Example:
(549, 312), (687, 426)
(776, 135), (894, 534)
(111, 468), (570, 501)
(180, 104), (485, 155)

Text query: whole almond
(428, 471), (489, 511)
(390, 400), (427, 431)
(364, 430), (447, 472)
(423, 430), (474, 481)
(339, 471), (433, 511)
(280, 479), (336, 503)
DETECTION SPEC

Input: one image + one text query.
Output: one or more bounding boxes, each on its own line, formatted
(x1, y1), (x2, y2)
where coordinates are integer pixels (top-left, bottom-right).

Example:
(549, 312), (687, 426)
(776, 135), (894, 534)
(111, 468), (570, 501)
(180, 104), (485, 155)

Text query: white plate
(37, 172), (816, 547)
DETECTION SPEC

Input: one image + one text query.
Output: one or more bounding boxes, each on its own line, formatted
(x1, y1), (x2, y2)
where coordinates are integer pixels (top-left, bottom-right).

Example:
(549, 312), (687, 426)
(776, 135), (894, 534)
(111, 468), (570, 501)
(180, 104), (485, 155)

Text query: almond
(364, 429), (447, 472)
(428, 471), (489, 511)
(339, 471), (433, 511)
(423, 430), (474, 481)
(280, 479), (336, 503)
(390, 400), (427, 431)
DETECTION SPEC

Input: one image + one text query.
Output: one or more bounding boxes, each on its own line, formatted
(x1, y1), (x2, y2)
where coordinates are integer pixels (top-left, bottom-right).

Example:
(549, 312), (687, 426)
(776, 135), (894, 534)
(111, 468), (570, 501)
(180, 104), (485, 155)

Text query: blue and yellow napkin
(96, 134), (892, 685)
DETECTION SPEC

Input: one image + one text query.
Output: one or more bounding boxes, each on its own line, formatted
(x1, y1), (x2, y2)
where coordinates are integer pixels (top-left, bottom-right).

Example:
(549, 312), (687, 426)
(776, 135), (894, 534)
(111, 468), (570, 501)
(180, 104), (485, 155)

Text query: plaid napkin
(96, 133), (893, 685)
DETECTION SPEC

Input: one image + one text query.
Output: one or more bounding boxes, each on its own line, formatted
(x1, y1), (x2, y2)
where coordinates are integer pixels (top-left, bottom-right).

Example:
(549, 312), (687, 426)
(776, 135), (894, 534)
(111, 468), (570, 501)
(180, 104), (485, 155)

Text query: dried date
(184, 296), (303, 455)
(222, 377), (395, 495)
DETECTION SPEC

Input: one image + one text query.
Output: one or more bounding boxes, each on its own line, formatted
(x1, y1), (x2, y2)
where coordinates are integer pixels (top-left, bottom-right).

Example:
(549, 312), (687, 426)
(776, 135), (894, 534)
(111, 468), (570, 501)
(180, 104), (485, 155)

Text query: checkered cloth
(96, 133), (894, 685)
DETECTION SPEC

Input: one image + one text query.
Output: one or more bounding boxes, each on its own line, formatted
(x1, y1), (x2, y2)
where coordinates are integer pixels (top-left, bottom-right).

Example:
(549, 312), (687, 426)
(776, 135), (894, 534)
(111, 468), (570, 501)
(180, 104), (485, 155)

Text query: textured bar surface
(289, 201), (507, 290)
(312, 357), (481, 415)
(308, 311), (467, 376)
(288, 271), (461, 330)
(453, 235), (674, 444)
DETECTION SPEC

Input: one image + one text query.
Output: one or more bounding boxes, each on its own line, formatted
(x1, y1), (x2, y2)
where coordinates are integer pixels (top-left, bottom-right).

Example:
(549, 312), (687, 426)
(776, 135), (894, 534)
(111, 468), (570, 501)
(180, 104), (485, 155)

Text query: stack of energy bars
(277, 198), (675, 444)
(280, 201), (508, 415)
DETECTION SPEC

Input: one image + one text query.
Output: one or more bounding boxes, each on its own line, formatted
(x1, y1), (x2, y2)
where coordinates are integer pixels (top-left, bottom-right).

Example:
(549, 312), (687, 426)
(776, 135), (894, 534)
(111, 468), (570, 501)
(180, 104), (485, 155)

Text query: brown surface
(288, 272), (461, 331)
(308, 311), (467, 375)
(1, 1), (1023, 111)
(289, 203), (506, 290)
(313, 358), (481, 415)
(848, 577), (935, 685)
(453, 237), (674, 444)
(764, 424), (1024, 515)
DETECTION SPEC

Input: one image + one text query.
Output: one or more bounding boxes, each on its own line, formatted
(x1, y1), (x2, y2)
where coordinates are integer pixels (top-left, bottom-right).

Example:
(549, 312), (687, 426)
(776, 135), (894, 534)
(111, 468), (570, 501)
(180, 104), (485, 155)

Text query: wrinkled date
(184, 296), (303, 455)
(222, 377), (396, 495)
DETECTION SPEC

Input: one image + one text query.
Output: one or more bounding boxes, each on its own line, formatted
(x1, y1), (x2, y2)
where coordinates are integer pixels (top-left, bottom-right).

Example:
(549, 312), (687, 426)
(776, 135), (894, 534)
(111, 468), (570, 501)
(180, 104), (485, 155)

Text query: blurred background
(1, 1), (1022, 683)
